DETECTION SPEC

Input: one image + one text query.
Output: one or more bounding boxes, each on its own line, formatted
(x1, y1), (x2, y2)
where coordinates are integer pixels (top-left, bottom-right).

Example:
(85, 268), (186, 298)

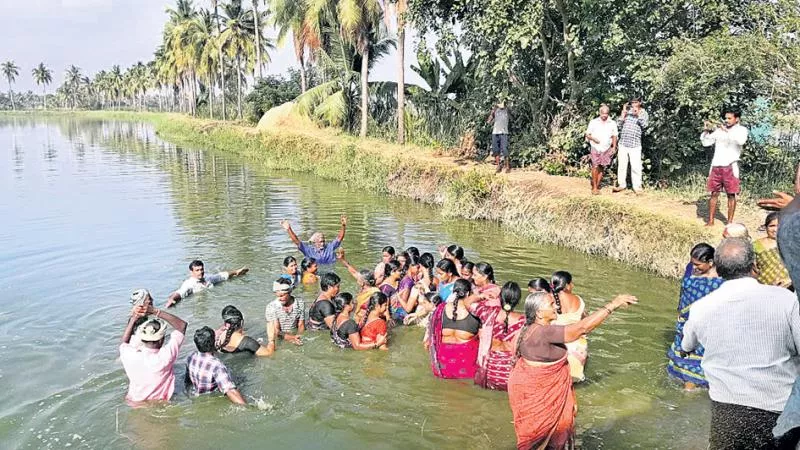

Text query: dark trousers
(709, 400), (794, 450)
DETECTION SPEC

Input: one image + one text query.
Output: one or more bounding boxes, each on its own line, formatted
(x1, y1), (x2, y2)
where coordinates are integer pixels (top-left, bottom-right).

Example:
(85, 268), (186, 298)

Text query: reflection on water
(0, 117), (708, 449)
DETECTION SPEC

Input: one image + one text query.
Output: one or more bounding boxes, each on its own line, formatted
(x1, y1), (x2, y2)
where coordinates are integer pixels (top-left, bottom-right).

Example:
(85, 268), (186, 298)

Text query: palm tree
(1, 61), (20, 111)
(32, 63), (53, 109)
(252, 0), (264, 79)
(189, 9), (219, 118)
(212, 0), (227, 119)
(110, 65), (123, 109)
(391, 0), (407, 144)
(271, 0), (311, 93)
(64, 65), (83, 109)
(220, 0), (256, 119)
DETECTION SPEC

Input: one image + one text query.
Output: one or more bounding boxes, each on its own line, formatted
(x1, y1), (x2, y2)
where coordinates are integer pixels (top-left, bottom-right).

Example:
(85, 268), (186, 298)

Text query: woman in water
(359, 292), (389, 350)
(216, 305), (274, 356)
(467, 282), (525, 390)
(439, 244), (466, 274)
(335, 249), (380, 312)
(301, 257), (319, 285)
(308, 272), (341, 330)
(331, 293), (387, 350)
(460, 261), (475, 283)
(435, 259), (460, 301)
(379, 260), (403, 300)
(508, 291), (637, 449)
(666, 243), (724, 389)
(406, 246), (420, 260)
(754, 212), (792, 288)
(425, 279), (481, 379)
(280, 256), (301, 288)
(527, 278), (552, 293)
(391, 254), (420, 322)
(374, 246), (395, 285)
(551, 271), (588, 382)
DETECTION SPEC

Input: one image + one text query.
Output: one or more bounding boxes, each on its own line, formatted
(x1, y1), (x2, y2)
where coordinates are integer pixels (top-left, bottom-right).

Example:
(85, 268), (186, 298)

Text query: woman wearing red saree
(508, 291), (637, 449)
(360, 291), (389, 350)
(424, 278), (480, 379)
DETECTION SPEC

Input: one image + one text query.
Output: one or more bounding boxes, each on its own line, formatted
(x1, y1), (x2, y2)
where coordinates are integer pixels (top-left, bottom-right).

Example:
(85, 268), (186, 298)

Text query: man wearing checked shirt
(613, 98), (648, 195)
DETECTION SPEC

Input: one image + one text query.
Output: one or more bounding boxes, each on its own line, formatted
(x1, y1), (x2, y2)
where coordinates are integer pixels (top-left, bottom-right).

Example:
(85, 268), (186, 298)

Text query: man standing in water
(487, 99), (511, 173)
(701, 108), (748, 226)
(265, 278), (306, 350)
(166, 260), (249, 307)
(185, 326), (247, 405)
(614, 98), (648, 195)
(281, 215), (347, 265)
(682, 238), (800, 448)
(585, 104), (619, 195)
(119, 303), (187, 405)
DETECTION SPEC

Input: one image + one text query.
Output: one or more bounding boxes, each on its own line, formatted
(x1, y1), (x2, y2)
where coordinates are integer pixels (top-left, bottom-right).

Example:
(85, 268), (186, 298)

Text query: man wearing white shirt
(585, 104), (619, 195)
(701, 109), (749, 226)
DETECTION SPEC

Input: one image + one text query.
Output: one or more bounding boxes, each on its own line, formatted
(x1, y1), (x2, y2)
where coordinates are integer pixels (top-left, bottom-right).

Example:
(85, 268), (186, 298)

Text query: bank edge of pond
(9, 111), (713, 278)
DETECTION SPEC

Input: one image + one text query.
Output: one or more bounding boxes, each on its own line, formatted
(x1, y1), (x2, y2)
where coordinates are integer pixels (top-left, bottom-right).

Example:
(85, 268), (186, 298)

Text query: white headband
(273, 281), (292, 293)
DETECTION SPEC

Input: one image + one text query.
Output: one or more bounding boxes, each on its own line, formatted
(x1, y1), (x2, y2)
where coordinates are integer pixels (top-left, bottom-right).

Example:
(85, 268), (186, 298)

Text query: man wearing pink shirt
(119, 299), (188, 405)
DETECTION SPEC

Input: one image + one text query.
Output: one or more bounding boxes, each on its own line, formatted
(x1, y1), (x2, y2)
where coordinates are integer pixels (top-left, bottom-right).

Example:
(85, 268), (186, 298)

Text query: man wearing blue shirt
(280, 215), (347, 265)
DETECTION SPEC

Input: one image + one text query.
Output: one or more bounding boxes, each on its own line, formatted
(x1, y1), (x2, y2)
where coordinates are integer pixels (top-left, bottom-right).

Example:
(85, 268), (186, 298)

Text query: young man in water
(265, 278), (306, 350)
(280, 215), (347, 265)
(185, 326), (246, 405)
(119, 303), (187, 405)
(166, 260), (249, 307)
(585, 104), (619, 195)
(701, 108), (748, 226)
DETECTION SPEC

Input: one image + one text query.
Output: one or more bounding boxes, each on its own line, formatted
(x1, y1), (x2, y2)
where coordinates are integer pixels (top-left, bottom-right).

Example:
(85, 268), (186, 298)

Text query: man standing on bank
(487, 99), (511, 173)
(701, 108), (748, 226)
(585, 104), (619, 195)
(614, 98), (648, 195)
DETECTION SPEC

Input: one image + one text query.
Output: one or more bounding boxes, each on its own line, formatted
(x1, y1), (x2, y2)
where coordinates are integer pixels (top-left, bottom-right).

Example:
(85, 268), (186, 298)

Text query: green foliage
(244, 74), (301, 122)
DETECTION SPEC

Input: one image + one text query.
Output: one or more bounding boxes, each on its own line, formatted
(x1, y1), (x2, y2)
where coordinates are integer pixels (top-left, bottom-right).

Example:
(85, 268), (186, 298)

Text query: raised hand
(336, 247), (345, 260)
(340, 215), (348, 227)
(280, 219), (291, 231)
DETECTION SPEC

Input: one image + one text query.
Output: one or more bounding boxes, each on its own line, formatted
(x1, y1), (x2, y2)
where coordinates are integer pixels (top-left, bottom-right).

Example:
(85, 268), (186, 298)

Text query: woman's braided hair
(449, 279), (472, 321)
(217, 305), (243, 350)
(500, 281), (521, 334)
(550, 271), (572, 315)
(361, 291), (388, 328)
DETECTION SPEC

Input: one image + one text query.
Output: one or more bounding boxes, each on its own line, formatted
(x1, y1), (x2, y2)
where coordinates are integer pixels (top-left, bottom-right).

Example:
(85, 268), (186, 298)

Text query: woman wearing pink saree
(425, 279), (481, 379)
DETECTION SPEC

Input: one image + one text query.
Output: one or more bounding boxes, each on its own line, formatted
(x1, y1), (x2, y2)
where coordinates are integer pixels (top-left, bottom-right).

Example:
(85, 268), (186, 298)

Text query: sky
(0, 0), (424, 92)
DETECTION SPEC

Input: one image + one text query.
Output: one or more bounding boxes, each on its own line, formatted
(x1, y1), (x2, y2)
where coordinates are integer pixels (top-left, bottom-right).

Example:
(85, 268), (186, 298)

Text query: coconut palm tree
(189, 8), (219, 118)
(271, 0), (312, 93)
(252, 0), (264, 79)
(110, 65), (123, 109)
(64, 65), (83, 109)
(32, 63), (53, 109)
(220, 0), (256, 119)
(386, 0), (407, 144)
(2, 61), (20, 111)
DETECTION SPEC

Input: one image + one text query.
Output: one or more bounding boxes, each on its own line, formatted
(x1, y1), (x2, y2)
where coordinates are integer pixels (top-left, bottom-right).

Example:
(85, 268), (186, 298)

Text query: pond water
(0, 117), (710, 449)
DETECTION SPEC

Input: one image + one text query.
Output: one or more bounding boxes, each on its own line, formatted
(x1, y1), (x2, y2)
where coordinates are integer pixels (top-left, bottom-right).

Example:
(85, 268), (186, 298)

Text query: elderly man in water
(119, 300), (187, 406)
(166, 259), (249, 307)
(280, 215), (347, 265)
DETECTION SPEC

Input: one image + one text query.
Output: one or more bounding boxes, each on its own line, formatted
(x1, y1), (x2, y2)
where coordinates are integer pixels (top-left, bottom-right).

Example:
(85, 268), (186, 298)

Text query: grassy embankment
(8, 110), (719, 278)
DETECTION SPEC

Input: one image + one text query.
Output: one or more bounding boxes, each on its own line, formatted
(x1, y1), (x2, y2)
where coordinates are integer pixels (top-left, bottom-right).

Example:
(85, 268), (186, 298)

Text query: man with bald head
(682, 237), (800, 449)
(585, 104), (619, 195)
(281, 215), (347, 265)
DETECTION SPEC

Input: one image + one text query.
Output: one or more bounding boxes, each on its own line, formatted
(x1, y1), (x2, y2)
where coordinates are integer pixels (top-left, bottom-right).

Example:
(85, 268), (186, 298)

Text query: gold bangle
(603, 306), (613, 315)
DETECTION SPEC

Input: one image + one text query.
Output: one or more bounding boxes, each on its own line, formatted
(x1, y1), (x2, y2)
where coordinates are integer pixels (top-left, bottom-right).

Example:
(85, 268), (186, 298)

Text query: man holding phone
(701, 108), (749, 226)
(614, 98), (648, 194)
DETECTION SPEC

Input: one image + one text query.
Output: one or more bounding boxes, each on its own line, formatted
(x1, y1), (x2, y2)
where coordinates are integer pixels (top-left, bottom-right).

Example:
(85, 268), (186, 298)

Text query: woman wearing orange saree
(360, 291), (389, 350)
(508, 291), (637, 449)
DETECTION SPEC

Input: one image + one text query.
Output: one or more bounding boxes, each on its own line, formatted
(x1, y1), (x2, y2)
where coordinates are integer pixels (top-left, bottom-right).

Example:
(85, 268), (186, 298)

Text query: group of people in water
(118, 216), (640, 448)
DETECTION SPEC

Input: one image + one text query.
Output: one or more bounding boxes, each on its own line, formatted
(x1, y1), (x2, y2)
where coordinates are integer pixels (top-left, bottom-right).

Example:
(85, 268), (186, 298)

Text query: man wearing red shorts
(701, 109), (748, 226)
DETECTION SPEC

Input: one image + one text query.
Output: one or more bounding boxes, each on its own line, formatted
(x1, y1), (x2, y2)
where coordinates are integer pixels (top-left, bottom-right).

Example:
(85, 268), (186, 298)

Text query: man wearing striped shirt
(613, 98), (648, 194)
(682, 238), (800, 449)
(265, 278), (306, 350)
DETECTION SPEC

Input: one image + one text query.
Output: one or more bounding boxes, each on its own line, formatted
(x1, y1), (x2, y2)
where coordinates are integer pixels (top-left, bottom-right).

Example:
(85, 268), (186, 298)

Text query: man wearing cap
(265, 278), (306, 350)
(166, 260), (249, 307)
(119, 301), (188, 405)
(185, 326), (246, 405)
(280, 215), (347, 265)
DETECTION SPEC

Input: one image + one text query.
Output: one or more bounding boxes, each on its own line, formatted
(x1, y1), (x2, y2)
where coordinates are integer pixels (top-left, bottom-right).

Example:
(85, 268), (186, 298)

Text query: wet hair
(436, 259), (459, 278)
(397, 251), (411, 270)
(514, 292), (553, 362)
(715, 238), (755, 280)
(283, 256), (297, 268)
(384, 259), (402, 279)
(446, 245), (465, 262)
(361, 291), (388, 327)
(218, 305), (244, 350)
(474, 262), (495, 283)
(359, 269), (377, 287)
(500, 282), (522, 333)
(461, 260), (475, 273)
(425, 292), (443, 306)
(406, 246), (420, 259)
(765, 212), (779, 229)
(301, 257), (317, 274)
(189, 259), (204, 271)
(448, 278), (472, 321)
(527, 278), (552, 293)
(382, 246), (396, 257)
(407, 253), (420, 270)
(194, 326), (216, 353)
(550, 271), (572, 314)
(333, 292), (354, 313)
(690, 243), (715, 264)
(320, 272), (341, 291)
(420, 253), (435, 285)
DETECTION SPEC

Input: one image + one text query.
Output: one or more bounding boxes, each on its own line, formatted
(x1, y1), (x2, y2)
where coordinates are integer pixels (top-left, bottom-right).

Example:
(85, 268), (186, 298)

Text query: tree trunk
(397, 0), (406, 144)
(359, 39), (369, 138)
(214, 0), (226, 120)
(42, 86), (47, 110)
(538, 11), (551, 118)
(209, 75), (214, 119)
(253, 0), (263, 79)
(554, 0), (578, 104)
(236, 53), (243, 119)
(191, 71), (198, 116)
(8, 81), (15, 111)
(300, 57), (307, 93)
